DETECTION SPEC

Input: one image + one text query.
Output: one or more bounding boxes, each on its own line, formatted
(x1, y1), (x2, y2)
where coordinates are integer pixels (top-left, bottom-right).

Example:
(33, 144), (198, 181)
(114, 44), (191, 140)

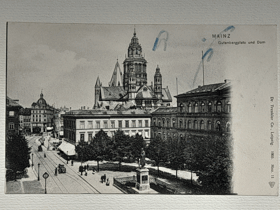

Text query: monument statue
(139, 148), (145, 168)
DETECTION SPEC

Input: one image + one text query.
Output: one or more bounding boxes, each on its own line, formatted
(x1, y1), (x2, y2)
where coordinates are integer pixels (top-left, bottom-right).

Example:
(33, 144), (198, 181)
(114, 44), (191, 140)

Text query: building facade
(94, 29), (172, 109)
(53, 106), (69, 138)
(19, 108), (31, 134)
(63, 109), (151, 145)
(151, 81), (231, 140)
(6, 97), (23, 135)
(30, 92), (56, 133)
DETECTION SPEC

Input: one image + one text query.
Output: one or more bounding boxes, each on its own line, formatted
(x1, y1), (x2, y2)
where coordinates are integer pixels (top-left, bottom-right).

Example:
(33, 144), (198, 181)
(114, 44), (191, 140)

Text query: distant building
(94, 29), (172, 109)
(53, 106), (70, 138)
(30, 91), (56, 133)
(19, 108), (31, 133)
(151, 80), (231, 140)
(63, 109), (152, 145)
(6, 97), (23, 135)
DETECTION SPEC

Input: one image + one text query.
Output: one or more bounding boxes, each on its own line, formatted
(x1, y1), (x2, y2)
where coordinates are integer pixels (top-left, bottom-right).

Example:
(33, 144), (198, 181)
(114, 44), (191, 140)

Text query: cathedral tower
(128, 63), (137, 100)
(123, 29), (147, 92)
(154, 65), (162, 100)
(94, 76), (102, 108)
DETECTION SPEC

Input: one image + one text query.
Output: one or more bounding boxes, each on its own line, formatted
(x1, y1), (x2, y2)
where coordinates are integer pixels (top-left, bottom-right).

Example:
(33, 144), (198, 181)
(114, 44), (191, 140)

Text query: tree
(89, 129), (111, 171)
(166, 136), (187, 179)
(146, 136), (168, 176)
(185, 134), (233, 194)
(75, 139), (91, 163)
(6, 133), (31, 173)
(108, 130), (131, 170)
(130, 133), (146, 162)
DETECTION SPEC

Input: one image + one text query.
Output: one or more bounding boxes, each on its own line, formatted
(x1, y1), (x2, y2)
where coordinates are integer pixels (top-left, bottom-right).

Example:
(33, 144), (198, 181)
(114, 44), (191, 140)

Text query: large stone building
(94, 29), (172, 109)
(30, 92), (56, 133)
(151, 80), (231, 140)
(63, 109), (152, 145)
(6, 96), (23, 135)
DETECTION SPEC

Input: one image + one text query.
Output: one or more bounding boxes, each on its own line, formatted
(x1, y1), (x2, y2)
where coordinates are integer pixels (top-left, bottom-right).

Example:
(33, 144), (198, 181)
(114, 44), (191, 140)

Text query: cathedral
(94, 29), (172, 109)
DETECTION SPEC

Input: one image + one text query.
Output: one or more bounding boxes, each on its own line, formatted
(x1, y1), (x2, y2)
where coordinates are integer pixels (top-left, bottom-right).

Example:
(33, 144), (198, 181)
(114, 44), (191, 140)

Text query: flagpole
(202, 51), (204, 86)
(176, 77), (178, 95)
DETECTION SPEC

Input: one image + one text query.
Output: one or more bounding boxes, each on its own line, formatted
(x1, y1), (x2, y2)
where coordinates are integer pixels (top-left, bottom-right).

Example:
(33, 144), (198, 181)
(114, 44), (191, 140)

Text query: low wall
(114, 175), (178, 194)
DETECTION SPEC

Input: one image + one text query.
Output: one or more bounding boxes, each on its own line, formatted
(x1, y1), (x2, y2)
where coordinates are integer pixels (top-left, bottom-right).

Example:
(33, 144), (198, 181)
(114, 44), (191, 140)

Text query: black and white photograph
(5, 23), (278, 196)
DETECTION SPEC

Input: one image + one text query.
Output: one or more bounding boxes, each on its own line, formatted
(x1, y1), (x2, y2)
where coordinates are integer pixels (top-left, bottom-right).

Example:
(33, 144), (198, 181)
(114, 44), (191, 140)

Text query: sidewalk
(5, 166), (44, 194)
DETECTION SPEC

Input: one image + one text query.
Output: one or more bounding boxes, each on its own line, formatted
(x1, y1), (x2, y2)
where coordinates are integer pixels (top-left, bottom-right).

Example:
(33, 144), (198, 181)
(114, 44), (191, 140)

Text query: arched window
(194, 102), (198, 113)
(193, 120), (198, 129)
(163, 132), (166, 140)
(201, 102), (205, 112)
(185, 120), (187, 128)
(226, 101), (231, 113)
(158, 118), (161, 127)
(188, 103), (192, 113)
(162, 118), (165, 127)
(216, 121), (221, 131)
(188, 120), (192, 129)
(172, 118), (176, 128)
(207, 121), (212, 130)
(216, 101), (222, 112)
(167, 118), (170, 127)
(226, 122), (231, 132)
(179, 120), (183, 128)
(208, 102), (212, 112)
(153, 118), (156, 126)
(179, 103), (184, 112)
(200, 120), (205, 130)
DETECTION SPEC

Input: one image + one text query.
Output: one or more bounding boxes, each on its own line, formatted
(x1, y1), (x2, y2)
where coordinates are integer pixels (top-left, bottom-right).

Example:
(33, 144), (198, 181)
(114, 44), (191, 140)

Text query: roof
(6, 96), (22, 107)
(63, 108), (151, 118)
(108, 60), (123, 87)
(19, 108), (31, 115)
(100, 86), (126, 100)
(175, 81), (231, 98)
(152, 107), (178, 114)
(162, 87), (172, 102)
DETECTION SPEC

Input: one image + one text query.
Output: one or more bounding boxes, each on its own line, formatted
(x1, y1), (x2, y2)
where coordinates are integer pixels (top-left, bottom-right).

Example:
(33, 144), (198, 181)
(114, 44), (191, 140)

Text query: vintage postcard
(5, 23), (278, 195)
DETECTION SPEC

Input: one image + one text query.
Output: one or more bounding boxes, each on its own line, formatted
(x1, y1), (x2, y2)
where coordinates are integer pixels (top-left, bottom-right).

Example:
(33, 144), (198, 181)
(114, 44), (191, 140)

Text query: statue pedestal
(135, 168), (150, 191)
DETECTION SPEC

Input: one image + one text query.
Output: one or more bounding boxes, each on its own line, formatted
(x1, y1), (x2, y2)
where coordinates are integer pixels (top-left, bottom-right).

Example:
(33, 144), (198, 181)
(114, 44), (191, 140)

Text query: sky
(7, 23), (229, 109)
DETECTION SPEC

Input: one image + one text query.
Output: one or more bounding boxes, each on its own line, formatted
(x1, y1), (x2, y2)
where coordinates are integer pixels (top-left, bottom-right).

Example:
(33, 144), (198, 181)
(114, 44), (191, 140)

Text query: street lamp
(38, 163), (40, 181)
(31, 153), (34, 167)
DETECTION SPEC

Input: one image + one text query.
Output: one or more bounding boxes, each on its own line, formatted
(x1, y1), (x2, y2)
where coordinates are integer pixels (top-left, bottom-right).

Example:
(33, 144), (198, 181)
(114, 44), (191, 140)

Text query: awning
(58, 141), (76, 156)
(47, 127), (53, 131)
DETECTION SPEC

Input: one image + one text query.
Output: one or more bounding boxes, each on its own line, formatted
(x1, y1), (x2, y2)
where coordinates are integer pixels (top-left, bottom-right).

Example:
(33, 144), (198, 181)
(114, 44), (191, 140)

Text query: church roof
(6, 96), (22, 107)
(100, 86), (126, 100)
(108, 60), (123, 87)
(162, 87), (172, 102)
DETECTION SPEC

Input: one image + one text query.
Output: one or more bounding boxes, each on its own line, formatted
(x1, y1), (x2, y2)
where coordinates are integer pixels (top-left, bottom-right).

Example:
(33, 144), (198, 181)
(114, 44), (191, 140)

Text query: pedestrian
(71, 160), (73, 166)
(55, 167), (57, 176)
(44, 153), (46, 158)
(85, 171), (87, 176)
(87, 164), (89, 170)
(101, 175), (104, 183)
(104, 174), (106, 183)
(83, 165), (87, 172)
(79, 165), (83, 176)
(106, 178), (110, 186)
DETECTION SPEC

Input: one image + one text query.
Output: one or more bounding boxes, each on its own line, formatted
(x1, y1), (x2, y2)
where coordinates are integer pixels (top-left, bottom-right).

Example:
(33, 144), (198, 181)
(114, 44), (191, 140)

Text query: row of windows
(155, 119), (230, 132)
(32, 110), (46, 113)
(32, 119), (47, 122)
(78, 120), (150, 129)
(79, 130), (150, 142)
(179, 101), (231, 113)
(32, 115), (47, 117)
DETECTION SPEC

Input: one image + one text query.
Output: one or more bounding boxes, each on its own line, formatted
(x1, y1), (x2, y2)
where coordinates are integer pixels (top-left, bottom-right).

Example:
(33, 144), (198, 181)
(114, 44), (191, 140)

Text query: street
(27, 135), (100, 194)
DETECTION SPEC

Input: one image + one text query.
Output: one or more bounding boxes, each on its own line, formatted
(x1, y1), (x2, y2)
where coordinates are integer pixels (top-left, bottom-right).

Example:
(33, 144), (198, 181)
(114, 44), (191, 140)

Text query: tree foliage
(184, 134), (233, 194)
(146, 136), (168, 175)
(130, 133), (146, 161)
(6, 133), (31, 172)
(89, 129), (111, 171)
(75, 139), (91, 162)
(108, 129), (132, 170)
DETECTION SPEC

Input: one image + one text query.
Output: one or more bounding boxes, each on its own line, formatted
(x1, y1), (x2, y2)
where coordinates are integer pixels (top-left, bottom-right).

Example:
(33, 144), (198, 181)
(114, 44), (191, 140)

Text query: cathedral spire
(95, 76), (102, 87)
